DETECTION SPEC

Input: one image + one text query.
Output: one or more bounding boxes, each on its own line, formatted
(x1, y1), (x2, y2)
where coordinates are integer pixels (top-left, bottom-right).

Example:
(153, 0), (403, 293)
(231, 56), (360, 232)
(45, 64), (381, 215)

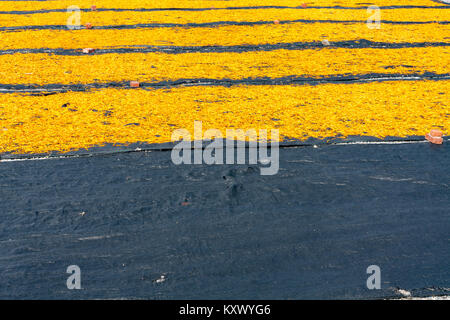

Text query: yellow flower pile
(3, 47), (449, 85)
(0, 1), (443, 11)
(3, 24), (449, 50)
(2, 8), (448, 27)
(0, 0), (448, 154)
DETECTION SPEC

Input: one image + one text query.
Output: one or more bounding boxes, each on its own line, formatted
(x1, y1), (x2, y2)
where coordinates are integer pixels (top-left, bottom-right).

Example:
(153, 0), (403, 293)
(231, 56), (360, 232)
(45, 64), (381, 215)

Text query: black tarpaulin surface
(0, 141), (449, 299)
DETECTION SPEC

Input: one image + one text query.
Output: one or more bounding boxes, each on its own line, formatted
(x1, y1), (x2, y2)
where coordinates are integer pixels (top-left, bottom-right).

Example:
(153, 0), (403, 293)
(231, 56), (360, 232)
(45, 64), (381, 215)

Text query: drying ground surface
(0, 0), (449, 299)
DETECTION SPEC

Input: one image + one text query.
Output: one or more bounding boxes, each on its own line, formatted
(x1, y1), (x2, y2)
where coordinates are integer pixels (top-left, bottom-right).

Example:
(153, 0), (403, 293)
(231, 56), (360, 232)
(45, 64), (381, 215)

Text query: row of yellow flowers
(2, 8), (448, 27)
(3, 47), (449, 85)
(0, 0), (443, 12)
(1, 23), (449, 50)
(0, 81), (448, 154)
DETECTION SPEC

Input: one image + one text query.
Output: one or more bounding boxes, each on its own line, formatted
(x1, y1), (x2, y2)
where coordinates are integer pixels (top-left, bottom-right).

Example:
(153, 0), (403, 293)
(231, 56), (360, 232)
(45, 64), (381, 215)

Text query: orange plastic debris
(301, 3), (308, 8)
(91, 5), (97, 11)
(85, 23), (93, 29)
(82, 48), (95, 54)
(130, 81), (140, 88)
(273, 20), (280, 24)
(429, 129), (443, 137)
(426, 130), (444, 144)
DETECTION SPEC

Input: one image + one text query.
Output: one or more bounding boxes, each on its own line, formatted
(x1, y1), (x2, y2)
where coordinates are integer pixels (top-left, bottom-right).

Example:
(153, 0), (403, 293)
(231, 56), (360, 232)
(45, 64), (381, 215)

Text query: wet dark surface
(2, 4), (449, 15)
(2, 18), (450, 32)
(1, 40), (449, 56)
(0, 142), (449, 299)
